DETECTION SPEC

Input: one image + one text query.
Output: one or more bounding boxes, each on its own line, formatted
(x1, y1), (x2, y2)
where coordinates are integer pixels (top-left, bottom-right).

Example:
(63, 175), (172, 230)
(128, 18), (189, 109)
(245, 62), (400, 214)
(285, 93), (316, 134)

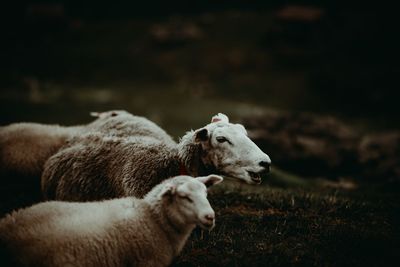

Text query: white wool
(0, 123), (84, 176)
(0, 175), (223, 267)
(0, 110), (175, 178)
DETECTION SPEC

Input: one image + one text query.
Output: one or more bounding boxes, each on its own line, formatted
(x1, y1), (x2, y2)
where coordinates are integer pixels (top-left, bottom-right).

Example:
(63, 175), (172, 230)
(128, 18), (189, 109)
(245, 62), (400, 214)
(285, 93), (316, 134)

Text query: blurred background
(0, 1), (399, 184)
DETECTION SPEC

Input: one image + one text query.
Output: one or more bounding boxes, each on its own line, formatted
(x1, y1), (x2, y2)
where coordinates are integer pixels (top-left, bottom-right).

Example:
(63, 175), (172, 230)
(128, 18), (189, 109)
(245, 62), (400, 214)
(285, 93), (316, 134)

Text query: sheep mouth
(199, 222), (215, 230)
(247, 171), (262, 184)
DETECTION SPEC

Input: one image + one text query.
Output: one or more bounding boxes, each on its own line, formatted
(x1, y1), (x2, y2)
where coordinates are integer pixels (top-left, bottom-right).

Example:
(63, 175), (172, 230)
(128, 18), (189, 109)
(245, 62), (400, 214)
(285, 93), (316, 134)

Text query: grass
(0, 169), (399, 267)
(172, 180), (400, 267)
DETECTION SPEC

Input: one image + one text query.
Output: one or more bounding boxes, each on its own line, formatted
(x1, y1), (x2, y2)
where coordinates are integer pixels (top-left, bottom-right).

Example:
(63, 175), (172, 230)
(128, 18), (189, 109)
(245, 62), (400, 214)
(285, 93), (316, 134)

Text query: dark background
(1, 1), (399, 134)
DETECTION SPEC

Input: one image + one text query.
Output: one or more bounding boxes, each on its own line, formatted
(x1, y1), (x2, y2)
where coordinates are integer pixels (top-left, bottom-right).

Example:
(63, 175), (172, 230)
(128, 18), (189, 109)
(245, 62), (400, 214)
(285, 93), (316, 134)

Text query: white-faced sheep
(0, 174), (223, 267)
(42, 113), (271, 201)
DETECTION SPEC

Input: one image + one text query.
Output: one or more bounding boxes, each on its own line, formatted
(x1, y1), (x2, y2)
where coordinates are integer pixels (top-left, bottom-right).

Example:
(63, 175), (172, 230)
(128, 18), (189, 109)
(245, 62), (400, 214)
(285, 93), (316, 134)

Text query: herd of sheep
(0, 111), (271, 267)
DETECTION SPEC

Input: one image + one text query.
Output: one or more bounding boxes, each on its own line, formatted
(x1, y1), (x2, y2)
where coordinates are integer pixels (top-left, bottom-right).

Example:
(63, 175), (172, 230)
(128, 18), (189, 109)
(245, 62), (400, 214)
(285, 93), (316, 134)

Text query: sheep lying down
(0, 110), (135, 177)
(0, 174), (223, 267)
(0, 123), (83, 177)
(42, 113), (272, 201)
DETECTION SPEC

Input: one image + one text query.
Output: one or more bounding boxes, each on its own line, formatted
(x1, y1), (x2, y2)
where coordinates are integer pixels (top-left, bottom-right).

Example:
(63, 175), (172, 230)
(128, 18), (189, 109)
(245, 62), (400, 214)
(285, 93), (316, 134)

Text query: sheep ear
(197, 175), (224, 188)
(161, 183), (176, 197)
(194, 128), (209, 143)
(90, 111), (100, 117)
(211, 113), (229, 123)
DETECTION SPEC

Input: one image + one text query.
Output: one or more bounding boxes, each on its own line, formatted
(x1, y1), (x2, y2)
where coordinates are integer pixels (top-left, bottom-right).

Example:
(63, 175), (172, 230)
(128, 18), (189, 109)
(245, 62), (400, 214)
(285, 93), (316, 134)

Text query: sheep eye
(216, 136), (228, 143)
(180, 195), (193, 203)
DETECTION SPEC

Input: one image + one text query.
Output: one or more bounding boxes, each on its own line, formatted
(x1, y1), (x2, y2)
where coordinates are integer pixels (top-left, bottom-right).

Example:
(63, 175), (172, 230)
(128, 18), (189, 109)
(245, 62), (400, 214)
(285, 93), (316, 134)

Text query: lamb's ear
(211, 113), (229, 123)
(194, 128), (209, 143)
(161, 183), (176, 197)
(197, 175), (224, 188)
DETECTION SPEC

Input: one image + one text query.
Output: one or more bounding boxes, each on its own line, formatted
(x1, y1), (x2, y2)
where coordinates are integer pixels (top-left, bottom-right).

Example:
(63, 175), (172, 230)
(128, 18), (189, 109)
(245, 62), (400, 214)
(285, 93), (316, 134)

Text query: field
(172, 178), (400, 267)
(1, 171), (398, 267)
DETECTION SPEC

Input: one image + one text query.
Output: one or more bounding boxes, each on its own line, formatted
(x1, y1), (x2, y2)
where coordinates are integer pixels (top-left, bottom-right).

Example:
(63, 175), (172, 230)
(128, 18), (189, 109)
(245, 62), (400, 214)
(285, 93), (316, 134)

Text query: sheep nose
(204, 213), (215, 222)
(259, 161), (271, 172)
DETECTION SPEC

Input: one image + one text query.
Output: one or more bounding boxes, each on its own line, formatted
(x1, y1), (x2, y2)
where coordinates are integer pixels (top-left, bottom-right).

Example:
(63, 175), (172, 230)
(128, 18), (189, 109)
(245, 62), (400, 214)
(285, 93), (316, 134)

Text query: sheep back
(0, 197), (173, 267)
(42, 133), (181, 200)
(0, 123), (83, 177)
(87, 112), (176, 145)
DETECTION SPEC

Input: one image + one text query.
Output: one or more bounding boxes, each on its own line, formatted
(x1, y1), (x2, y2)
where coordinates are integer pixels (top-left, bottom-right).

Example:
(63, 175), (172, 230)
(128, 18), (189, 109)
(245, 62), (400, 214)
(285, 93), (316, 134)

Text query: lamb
(0, 174), (223, 267)
(0, 110), (160, 178)
(42, 113), (271, 201)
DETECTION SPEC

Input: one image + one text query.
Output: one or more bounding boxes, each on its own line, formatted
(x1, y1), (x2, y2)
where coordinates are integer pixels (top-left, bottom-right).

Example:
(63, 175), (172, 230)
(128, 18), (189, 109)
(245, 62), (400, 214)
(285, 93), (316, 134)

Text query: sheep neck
(179, 162), (189, 175)
(113, 201), (179, 267)
(177, 131), (216, 177)
(146, 198), (195, 257)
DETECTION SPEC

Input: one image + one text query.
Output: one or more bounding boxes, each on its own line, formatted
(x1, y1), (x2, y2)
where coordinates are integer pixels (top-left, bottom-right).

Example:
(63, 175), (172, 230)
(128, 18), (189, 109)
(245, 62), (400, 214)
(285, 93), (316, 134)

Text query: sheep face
(195, 113), (271, 185)
(162, 175), (223, 230)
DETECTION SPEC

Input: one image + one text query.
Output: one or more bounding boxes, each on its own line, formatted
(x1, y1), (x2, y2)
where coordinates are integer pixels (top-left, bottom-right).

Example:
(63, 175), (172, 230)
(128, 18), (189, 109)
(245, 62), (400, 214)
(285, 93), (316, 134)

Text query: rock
(358, 132), (400, 182)
(241, 110), (360, 178)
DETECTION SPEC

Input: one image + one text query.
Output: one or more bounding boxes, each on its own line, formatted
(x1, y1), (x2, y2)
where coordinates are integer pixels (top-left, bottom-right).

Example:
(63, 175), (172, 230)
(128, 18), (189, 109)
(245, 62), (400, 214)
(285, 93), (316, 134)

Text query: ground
(1, 172), (398, 267)
(174, 180), (399, 267)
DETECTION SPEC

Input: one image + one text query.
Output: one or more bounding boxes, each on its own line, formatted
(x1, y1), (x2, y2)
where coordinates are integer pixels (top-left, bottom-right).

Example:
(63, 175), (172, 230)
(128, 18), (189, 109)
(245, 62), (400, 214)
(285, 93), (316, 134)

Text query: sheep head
(193, 113), (271, 185)
(161, 175), (223, 230)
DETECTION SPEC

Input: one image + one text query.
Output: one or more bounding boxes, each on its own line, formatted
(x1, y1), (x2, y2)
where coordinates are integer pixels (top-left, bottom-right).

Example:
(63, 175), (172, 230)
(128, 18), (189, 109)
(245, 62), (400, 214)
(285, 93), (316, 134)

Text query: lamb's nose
(259, 161), (271, 172)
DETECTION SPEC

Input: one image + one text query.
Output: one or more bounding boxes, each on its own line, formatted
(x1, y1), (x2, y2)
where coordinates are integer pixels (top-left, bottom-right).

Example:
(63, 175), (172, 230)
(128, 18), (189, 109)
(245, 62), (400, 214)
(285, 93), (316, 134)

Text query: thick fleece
(0, 175), (222, 267)
(42, 113), (271, 200)
(0, 123), (83, 177)
(0, 110), (172, 178)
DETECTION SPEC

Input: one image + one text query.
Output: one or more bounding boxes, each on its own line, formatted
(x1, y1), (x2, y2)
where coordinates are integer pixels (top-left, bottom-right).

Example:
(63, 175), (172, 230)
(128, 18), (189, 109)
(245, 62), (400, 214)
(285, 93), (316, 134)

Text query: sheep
(0, 110), (158, 178)
(42, 113), (271, 201)
(0, 174), (223, 267)
(87, 110), (175, 144)
(0, 123), (84, 177)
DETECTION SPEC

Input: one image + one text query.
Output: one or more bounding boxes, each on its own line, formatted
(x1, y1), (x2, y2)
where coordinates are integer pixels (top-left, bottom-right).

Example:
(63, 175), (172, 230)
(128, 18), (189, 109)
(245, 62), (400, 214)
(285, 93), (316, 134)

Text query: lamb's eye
(216, 136), (228, 143)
